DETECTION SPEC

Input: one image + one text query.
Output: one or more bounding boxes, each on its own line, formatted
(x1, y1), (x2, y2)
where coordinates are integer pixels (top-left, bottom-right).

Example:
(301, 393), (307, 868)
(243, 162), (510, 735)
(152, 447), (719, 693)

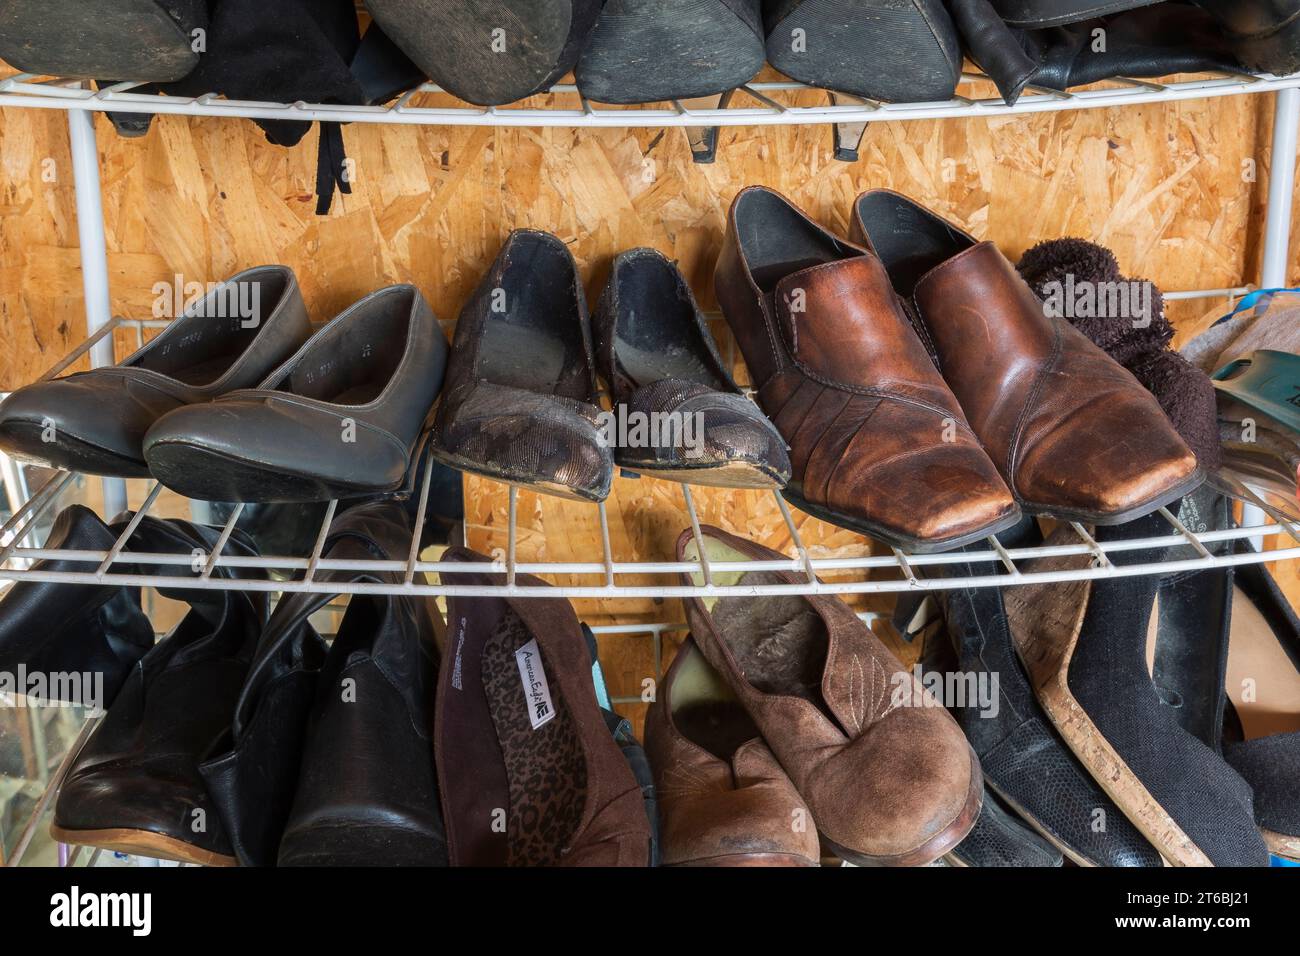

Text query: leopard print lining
(482, 609), (588, 866)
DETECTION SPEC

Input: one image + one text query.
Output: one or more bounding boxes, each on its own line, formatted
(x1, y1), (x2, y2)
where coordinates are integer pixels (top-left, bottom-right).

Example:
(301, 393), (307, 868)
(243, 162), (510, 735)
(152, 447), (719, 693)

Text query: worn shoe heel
(576, 0), (765, 104)
(764, 0), (962, 102)
(366, 0), (604, 106)
(0, 0), (206, 82)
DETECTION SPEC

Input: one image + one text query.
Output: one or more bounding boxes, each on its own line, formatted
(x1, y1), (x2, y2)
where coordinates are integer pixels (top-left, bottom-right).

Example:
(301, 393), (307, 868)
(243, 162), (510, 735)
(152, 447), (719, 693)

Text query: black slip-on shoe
(0, 266), (310, 478)
(144, 285), (449, 503)
(431, 230), (614, 502)
(593, 248), (790, 489)
(576, 0), (765, 104)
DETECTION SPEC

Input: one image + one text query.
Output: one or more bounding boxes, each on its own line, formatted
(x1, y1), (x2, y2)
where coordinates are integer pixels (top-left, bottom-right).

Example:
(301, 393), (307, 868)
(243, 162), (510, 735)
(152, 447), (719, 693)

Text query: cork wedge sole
(1004, 572), (1212, 867)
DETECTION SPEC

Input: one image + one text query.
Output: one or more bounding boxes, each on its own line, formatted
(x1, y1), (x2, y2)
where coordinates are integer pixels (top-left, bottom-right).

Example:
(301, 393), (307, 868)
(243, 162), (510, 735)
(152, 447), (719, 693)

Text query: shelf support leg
(1243, 88), (1300, 544)
(68, 106), (127, 517)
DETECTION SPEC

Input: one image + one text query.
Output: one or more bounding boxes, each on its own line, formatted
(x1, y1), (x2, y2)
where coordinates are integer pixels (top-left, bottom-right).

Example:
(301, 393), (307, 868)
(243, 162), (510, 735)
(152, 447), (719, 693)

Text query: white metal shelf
(0, 69), (1298, 128)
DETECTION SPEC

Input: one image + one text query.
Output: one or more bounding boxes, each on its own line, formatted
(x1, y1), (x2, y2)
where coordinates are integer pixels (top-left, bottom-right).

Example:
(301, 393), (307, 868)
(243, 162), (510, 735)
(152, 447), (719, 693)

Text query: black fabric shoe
(576, 0), (765, 104)
(366, 0), (607, 107)
(1149, 491), (1300, 863)
(913, 518), (1163, 867)
(945, 788), (1063, 867)
(1006, 513), (1271, 867)
(50, 516), (267, 867)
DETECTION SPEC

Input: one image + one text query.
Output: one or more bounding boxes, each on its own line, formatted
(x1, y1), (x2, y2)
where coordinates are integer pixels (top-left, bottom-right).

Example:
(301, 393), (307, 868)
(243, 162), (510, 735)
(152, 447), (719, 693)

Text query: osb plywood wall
(1, 79), (1298, 716)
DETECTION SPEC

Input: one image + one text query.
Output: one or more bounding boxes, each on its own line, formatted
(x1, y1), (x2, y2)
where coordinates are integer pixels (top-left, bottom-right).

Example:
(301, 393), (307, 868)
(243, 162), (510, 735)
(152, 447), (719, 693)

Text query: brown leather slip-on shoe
(851, 190), (1203, 525)
(713, 186), (1020, 553)
(676, 524), (982, 866)
(437, 549), (652, 867)
(646, 636), (821, 867)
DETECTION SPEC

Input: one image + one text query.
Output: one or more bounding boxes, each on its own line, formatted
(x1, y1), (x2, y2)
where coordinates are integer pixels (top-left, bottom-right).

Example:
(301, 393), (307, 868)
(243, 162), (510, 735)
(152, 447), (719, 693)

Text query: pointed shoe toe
(433, 382), (613, 502)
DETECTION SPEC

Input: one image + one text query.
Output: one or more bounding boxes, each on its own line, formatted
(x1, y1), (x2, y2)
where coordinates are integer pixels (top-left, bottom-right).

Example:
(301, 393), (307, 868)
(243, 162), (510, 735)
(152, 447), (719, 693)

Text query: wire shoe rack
(0, 63), (1297, 601)
(0, 307), (1297, 600)
(0, 62), (1299, 870)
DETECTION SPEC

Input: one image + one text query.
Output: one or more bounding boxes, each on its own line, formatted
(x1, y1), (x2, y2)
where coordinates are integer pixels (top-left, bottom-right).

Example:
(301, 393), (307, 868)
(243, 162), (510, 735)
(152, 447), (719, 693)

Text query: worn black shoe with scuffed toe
(431, 230), (614, 502)
(593, 248), (789, 488)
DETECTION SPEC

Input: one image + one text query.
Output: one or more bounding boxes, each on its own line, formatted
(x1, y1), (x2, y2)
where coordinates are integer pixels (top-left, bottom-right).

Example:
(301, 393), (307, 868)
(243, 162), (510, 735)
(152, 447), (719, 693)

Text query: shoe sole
(1004, 573), (1212, 867)
(49, 824), (236, 867)
(820, 745), (983, 867)
(146, 429), (435, 504)
(780, 485), (1024, 554)
(1017, 467), (1206, 527)
(0, 418), (150, 478)
(0, 0), (198, 82)
(427, 443), (611, 503)
(617, 458), (786, 490)
(367, 0), (584, 106)
(576, 1), (764, 104)
(764, 0), (960, 102)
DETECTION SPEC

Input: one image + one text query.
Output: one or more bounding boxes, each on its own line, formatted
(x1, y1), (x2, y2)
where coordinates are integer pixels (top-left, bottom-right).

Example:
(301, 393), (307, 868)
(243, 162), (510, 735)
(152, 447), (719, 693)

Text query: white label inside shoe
(515, 638), (556, 730)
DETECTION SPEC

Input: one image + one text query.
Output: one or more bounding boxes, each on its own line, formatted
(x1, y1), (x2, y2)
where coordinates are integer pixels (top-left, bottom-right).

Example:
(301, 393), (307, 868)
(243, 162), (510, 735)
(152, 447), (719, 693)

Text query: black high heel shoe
(366, 0), (607, 106)
(763, 0), (963, 102)
(576, 0), (765, 104)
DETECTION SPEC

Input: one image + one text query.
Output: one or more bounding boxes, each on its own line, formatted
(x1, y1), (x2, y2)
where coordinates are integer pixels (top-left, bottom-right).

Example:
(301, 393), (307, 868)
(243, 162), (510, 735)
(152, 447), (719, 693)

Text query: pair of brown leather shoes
(714, 187), (1203, 552)
(648, 525), (982, 866)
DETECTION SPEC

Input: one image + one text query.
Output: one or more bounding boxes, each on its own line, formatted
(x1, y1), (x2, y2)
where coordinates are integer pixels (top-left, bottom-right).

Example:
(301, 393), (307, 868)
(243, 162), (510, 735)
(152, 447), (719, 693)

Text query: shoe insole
(169, 352), (242, 387)
(667, 642), (760, 762)
(610, 260), (727, 389)
(732, 189), (854, 293)
(481, 607), (587, 866)
(477, 238), (589, 402)
(1225, 584), (1300, 740)
(854, 192), (973, 298)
